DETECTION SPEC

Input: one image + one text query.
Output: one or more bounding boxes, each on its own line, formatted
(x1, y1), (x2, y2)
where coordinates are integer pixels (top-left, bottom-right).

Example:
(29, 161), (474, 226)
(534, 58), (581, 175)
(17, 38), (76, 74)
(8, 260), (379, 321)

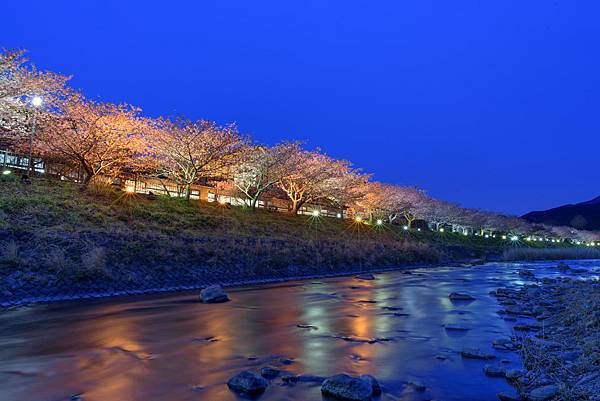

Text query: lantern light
(31, 96), (43, 107)
(125, 187), (135, 193)
(376, 219), (383, 225)
(2, 170), (10, 175)
(312, 210), (320, 217)
(510, 235), (519, 241)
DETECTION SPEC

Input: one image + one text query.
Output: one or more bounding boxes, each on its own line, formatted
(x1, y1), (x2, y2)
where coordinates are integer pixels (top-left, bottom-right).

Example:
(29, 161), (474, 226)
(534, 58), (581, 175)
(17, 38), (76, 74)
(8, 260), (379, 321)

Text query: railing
(1, 149), (44, 173)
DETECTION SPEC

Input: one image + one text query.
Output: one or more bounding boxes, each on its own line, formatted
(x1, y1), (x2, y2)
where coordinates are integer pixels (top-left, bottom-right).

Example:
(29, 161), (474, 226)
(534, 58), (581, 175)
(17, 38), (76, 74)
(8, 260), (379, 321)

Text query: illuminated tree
(233, 142), (301, 208)
(37, 93), (149, 186)
(278, 150), (365, 214)
(0, 49), (68, 145)
(353, 182), (427, 226)
(153, 118), (245, 201)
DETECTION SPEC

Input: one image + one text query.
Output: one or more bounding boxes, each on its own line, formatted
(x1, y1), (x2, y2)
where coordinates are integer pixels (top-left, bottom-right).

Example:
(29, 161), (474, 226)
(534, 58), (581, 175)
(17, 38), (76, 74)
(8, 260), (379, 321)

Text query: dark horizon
(3, 1), (600, 215)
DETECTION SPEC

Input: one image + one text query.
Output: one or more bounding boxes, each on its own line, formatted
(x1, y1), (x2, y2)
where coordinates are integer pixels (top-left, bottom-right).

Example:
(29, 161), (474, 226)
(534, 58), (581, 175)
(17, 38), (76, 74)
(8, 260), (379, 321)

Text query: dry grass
(503, 247), (600, 261)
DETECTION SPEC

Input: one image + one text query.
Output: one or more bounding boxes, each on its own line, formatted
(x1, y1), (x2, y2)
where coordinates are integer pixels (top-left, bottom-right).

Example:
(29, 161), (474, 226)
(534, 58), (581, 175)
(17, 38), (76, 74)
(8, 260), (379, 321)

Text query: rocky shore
(489, 262), (599, 401)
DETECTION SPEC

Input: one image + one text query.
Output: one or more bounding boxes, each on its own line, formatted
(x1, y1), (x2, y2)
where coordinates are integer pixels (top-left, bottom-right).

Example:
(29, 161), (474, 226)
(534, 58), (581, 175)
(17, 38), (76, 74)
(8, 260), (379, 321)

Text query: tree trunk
(185, 183), (192, 202)
(290, 199), (306, 214)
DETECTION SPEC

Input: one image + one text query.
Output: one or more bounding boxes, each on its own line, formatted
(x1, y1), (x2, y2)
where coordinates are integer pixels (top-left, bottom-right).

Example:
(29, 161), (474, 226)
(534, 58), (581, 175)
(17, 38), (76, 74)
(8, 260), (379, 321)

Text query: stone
(359, 374), (381, 395)
(528, 384), (559, 401)
(497, 391), (522, 401)
(355, 273), (376, 281)
(260, 366), (281, 378)
(444, 324), (470, 331)
(484, 364), (506, 378)
(227, 370), (268, 394)
(505, 369), (526, 380)
(461, 349), (496, 360)
(321, 374), (373, 401)
(449, 292), (476, 301)
(407, 381), (426, 392)
(200, 285), (229, 303)
(492, 338), (514, 350)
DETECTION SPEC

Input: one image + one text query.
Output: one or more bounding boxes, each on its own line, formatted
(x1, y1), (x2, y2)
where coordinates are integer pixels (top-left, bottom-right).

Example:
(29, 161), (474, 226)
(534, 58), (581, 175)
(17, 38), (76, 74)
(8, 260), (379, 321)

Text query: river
(1, 260), (598, 401)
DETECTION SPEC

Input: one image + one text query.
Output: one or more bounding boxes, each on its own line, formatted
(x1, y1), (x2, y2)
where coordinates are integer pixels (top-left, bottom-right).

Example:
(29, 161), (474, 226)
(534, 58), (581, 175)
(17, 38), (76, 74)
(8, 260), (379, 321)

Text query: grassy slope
(0, 175), (588, 301)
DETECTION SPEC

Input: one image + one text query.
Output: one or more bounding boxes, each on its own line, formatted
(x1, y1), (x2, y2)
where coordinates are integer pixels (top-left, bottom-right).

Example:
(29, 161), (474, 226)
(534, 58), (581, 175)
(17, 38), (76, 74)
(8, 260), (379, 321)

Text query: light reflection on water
(1, 260), (598, 401)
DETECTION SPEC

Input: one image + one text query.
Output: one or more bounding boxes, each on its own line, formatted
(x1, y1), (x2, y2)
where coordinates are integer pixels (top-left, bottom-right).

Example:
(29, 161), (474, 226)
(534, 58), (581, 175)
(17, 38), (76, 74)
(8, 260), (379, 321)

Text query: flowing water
(1, 260), (599, 401)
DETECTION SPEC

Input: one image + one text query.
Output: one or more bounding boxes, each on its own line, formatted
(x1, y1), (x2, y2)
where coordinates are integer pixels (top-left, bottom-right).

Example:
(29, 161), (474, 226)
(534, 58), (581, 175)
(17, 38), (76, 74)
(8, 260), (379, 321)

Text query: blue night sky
(3, 1), (599, 215)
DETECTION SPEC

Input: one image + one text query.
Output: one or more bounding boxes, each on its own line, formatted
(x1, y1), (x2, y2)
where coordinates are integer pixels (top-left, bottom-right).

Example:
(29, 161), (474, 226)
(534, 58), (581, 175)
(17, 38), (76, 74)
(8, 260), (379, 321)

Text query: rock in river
(528, 384), (559, 401)
(200, 285), (229, 303)
(483, 364), (506, 378)
(444, 324), (471, 331)
(260, 366), (281, 378)
(461, 349), (496, 360)
(227, 370), (268, 394)
(321, 374), (373, 401)
(359, 374), (381, 395)
(449, 292), (476, 301)
(355, 273), (376, 281)
(497, 391), (522, 401)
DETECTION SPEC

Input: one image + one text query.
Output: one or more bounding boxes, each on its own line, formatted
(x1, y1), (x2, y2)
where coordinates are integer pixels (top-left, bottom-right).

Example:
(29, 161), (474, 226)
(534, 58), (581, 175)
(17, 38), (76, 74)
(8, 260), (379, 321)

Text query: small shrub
(44, 248), (72, 274)
(0, 240), (20, 264)
(73, 246), (112, 281)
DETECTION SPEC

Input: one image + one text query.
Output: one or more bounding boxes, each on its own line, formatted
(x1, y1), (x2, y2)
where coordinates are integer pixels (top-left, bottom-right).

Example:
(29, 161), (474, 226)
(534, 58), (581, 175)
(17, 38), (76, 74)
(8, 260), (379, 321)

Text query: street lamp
(28, 96), (43, 174)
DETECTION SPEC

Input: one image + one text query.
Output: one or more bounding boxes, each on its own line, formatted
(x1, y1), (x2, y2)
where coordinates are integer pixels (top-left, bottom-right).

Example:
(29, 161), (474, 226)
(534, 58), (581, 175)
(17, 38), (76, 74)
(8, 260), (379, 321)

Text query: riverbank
(1, 177), (597, 307)
(490, 264), (600, 401)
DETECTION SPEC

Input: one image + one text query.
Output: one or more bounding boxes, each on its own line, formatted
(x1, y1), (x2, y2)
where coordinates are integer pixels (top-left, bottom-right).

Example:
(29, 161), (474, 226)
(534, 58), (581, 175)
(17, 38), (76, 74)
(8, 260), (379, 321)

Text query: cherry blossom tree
(0, 49), (69, 146)
(233, 142), (301, 208)
(278, 150), (365, 214)
(37, 93), (149, 186)
(152, 118), (246, 201)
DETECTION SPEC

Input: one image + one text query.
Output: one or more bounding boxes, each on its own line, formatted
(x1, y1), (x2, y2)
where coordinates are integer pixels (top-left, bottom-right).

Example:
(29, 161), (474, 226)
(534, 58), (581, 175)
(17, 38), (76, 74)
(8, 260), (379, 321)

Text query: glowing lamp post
(28, 96), (43, 175)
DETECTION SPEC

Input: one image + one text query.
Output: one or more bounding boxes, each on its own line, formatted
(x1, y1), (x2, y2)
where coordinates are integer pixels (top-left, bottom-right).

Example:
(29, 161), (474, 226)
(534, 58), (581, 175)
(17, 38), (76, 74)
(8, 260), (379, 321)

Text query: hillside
(0, 175), (593, 305)
(522, 195), (600, 231)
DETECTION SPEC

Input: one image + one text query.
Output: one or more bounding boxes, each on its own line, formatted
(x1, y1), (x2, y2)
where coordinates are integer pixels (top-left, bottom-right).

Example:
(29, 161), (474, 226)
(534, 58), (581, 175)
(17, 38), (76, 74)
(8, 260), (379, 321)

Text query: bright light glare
(376, 219), (383, 225)
(336, 213), (342, 218)
(463, 232), (468, 236)
(355, 217), (362, 223)
(502, 235), (507, 240)
(510, 235), (519, 241)
(2, 170), (10, 175)
(439, 228), (444, 232)
(125, 187), (135, 193)
(312, 210), (320, 217)
(402, 225), (408, 230)
(31, 96), (43, 107)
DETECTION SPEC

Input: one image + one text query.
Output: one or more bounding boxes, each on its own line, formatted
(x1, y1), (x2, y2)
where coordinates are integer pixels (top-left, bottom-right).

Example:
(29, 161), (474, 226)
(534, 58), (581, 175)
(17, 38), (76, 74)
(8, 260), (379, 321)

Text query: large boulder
(200, 285), (229, 303)
(321, 374), (373, 401)
(359, 374), (381, 395)
(227, 370), (268, 394)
